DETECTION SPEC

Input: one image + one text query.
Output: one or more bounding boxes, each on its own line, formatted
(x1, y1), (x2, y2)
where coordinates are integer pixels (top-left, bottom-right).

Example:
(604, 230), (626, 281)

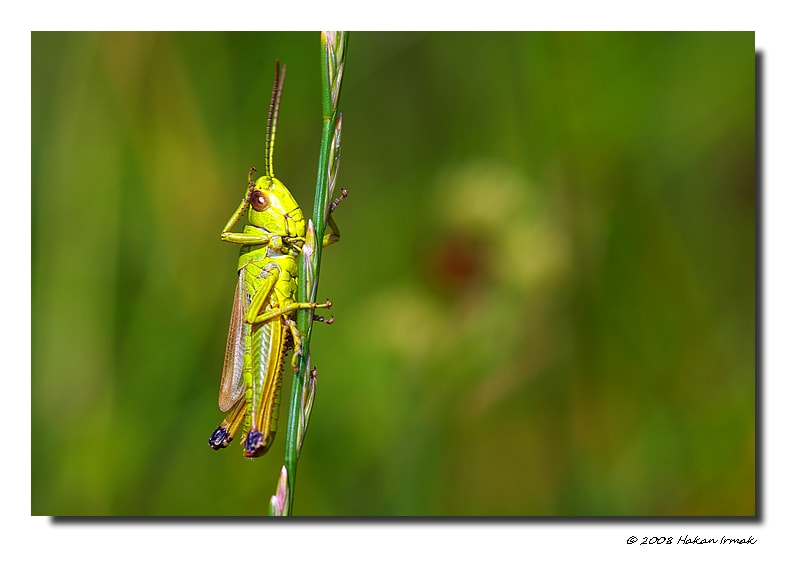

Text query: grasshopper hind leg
(209, 397), (247, 450)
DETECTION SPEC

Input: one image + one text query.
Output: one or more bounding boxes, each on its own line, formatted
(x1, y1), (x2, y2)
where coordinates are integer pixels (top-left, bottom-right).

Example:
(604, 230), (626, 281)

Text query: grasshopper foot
(330, 188), (348, 212)
(313, 314), (335, 324)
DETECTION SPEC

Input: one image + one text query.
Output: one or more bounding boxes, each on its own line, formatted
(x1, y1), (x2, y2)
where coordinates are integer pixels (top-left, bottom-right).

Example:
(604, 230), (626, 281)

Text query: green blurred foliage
(31, 31), (755, 516)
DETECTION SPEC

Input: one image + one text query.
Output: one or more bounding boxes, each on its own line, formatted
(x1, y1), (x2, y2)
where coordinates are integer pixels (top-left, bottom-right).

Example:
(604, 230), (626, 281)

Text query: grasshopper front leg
(220, 167), (275, 245)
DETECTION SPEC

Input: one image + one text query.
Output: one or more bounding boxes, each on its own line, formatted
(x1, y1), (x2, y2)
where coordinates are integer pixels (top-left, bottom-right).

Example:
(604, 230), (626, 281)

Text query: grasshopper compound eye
(249, 190), (269, 211)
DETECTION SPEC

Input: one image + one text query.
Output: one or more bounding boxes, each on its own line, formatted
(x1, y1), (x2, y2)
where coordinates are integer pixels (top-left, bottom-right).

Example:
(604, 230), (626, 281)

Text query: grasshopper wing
(218, 270), (248, 411)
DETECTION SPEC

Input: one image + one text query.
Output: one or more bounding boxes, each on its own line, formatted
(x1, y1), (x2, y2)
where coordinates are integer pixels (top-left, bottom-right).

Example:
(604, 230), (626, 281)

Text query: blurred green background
(31, 32), (755, 516)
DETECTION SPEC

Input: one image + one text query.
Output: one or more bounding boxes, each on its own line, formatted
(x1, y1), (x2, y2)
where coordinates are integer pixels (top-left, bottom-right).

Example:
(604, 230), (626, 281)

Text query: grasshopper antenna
(265, 60), (287, 179)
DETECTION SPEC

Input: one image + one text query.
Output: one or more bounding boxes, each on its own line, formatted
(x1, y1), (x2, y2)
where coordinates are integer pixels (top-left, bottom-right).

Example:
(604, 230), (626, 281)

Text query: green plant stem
(282, 31), (348, 516)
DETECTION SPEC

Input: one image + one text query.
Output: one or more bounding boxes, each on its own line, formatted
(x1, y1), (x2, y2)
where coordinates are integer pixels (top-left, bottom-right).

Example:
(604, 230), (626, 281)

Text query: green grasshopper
(209, 61), (344, 458)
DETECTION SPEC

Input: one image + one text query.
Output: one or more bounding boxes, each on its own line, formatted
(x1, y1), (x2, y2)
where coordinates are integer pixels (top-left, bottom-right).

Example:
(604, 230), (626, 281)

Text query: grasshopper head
(247, 174), (305, 239)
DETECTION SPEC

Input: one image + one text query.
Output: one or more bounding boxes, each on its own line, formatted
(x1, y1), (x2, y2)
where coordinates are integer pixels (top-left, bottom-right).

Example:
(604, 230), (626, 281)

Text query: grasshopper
(209, 61), (344, 458)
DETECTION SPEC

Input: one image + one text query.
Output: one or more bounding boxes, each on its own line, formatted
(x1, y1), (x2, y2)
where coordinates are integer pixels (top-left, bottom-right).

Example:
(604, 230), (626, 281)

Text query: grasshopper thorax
(247, 174), (305, 240)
